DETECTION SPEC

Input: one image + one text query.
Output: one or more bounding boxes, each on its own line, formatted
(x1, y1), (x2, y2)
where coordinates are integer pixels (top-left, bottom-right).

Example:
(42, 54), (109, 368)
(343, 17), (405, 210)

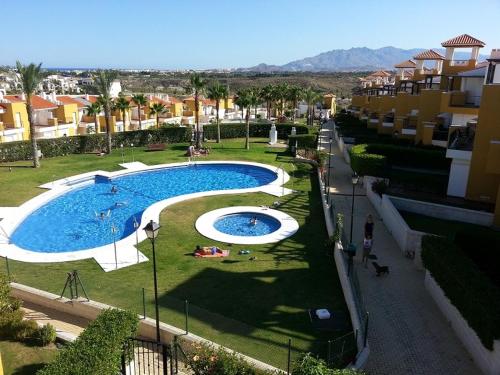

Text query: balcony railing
(449, 60), (470, 67)
(447, 124), (476, 151)
(449, 91), (481, 108)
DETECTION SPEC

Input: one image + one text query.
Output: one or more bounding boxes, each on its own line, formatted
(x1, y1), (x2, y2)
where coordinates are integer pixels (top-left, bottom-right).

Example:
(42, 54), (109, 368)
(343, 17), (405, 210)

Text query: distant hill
(239, 47), (488, 72)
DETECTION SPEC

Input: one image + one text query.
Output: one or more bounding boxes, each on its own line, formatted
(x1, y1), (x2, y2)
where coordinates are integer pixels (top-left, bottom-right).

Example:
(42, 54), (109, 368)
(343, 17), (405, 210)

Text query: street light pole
(143, 220), (161, 343)
(327, 137), (333, 203)
(350, 173), (359, 244)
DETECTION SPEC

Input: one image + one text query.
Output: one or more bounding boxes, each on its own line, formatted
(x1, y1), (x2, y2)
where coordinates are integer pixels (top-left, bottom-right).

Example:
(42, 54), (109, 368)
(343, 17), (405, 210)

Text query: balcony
(445, 122), (476, 161)
(449, 60), (470, 67)
(401, 116), (417, 136)
(448, 91), (480, 108)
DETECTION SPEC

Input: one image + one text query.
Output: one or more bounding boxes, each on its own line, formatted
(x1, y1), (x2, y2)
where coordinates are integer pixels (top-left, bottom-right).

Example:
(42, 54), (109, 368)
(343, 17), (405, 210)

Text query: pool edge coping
(195, 206), (299, 245)
(0, 161), (290, 271)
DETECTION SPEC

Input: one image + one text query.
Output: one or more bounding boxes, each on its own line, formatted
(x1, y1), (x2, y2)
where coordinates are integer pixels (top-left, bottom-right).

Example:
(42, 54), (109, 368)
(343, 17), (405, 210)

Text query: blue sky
(2, 0), (500, 69)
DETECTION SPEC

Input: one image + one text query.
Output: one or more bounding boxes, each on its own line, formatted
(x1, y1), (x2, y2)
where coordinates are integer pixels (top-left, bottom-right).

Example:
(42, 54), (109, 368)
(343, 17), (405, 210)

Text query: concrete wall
(10, 283), (282, 374)
(425, 272), (500, 375)
(389, 195), (494, 227)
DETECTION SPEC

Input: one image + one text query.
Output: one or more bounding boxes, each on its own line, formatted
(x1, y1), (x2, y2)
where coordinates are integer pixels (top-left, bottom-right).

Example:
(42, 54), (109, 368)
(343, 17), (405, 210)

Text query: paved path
(320, 121), (479, 375)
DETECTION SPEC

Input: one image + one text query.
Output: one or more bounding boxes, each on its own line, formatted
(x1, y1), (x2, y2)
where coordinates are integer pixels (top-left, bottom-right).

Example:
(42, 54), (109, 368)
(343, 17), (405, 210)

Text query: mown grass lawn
(1, 138), (347, 369)
(0, 340), (58, 375)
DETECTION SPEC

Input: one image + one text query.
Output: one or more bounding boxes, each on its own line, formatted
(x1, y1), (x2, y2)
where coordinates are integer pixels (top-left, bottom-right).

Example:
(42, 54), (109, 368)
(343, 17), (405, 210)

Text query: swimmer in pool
(250, 216), (257, 226)
(111, 185), (118, 194)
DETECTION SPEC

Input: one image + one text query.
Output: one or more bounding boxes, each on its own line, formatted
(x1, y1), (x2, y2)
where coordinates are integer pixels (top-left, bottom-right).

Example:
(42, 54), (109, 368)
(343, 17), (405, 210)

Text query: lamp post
(111, 224), (118, 270)
(350, 173), (359, 243)
(120, 144), (124, 164)
(133, 216), (139, 263)
(327, 137), (333, 203)
(143, 219), (161, 343)
(131, 143), (135, 162)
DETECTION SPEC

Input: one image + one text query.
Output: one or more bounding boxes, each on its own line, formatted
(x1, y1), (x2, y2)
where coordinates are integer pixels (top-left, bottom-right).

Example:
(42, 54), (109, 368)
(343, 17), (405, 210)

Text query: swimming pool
(214, 213), (281, 237)
(195, 206), (299, 245)
(9, 163), (277, 253)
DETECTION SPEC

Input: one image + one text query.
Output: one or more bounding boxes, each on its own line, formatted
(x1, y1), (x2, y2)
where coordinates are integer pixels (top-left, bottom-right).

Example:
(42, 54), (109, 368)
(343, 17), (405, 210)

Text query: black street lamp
(327, 137), (333, 203)
(350, 173), (360, 243)
(143, 219), (161, 343)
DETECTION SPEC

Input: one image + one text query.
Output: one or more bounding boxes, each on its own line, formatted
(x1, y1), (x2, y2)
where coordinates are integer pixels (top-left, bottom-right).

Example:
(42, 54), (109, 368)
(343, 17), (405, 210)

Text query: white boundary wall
(11, 282), (283, 374)
(425, 272), (500, 375)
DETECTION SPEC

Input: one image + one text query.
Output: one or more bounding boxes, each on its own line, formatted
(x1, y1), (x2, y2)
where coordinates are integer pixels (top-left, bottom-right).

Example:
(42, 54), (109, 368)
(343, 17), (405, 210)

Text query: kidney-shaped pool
(9, 163), (277, 253)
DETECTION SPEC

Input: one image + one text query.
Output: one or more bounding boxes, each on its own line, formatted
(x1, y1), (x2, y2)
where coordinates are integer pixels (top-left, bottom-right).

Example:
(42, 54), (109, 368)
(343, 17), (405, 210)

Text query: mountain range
(239, 47), (488, 72)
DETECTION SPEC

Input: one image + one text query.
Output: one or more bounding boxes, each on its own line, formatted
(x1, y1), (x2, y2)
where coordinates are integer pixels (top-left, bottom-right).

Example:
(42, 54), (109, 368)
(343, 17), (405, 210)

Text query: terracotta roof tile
(395, 60), (417, 68)
(441, 34), (485, 48)
(57, 96), (85, 108)
(3, 95), (58, 110)
(413, 49), (445, 60)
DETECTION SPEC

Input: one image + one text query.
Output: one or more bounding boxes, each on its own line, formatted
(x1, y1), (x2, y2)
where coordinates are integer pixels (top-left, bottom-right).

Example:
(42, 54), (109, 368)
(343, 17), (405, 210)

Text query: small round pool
(195, 206), (299, 245)
(214, 213), (281, 237)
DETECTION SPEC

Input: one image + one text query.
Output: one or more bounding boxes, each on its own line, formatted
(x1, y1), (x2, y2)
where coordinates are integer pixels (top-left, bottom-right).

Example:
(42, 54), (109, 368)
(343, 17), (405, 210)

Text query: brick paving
(320, 121), (479, 375)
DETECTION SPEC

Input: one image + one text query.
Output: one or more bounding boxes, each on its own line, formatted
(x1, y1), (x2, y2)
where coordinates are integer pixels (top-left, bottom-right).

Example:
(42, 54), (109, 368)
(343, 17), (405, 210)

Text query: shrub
(421, 235), (500, 350)
(38, 309), (139, 375)
(0, 127), (191, 162)
(292, 353), (364, 375)
(349, 144), (387, 177)
(36, 323), (57, 346)
(13, 319), (39, 341)
(0, 309), (25, 339)
(365, 144), (449, 170)
(288, 134), (317, 149)
(203, 123), (308, 140)
(371, 179), (388, 197)
(186, 342), (261, 375)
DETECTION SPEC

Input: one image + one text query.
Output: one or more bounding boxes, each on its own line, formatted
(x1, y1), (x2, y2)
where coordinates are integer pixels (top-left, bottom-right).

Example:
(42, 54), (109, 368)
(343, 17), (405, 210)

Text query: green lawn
(1, 138), (347, 369)
(0, 340), (57, 375)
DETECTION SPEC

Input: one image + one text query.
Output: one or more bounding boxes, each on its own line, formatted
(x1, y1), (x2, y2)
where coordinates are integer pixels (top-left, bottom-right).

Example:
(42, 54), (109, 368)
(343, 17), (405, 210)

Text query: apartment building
(348, 35), (500, 225)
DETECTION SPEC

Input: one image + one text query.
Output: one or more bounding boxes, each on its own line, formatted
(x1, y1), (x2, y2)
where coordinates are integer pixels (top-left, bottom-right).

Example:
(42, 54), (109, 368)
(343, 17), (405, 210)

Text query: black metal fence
(121, 337), (172, 375)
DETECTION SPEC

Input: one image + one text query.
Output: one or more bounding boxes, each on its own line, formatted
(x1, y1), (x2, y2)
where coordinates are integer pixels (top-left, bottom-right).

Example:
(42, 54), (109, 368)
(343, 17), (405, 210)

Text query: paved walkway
(320, 121), (479, 375)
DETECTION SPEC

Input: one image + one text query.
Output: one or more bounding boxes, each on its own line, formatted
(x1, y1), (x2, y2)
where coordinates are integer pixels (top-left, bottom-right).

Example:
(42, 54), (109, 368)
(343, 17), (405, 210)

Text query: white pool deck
(0, 161), (291, 272)
(195, 206), (299, 245)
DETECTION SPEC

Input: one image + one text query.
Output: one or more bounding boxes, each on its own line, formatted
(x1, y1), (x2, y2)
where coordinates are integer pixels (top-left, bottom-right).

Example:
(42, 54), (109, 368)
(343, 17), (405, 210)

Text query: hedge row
(0, 127), (191, 162)
(288, 134), (317, 149)
(365, 144), (449, 170)
(348, 143), (449, 177)
(203, 123), (309, 140)
(349, 144), (388, 177)
(39, 309), (139, 375)
(421, 235), (500, 350)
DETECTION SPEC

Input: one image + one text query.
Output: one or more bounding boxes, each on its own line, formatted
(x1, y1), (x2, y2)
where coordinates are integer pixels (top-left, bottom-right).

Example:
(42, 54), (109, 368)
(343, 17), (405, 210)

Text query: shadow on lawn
(159, 166), (348, 358)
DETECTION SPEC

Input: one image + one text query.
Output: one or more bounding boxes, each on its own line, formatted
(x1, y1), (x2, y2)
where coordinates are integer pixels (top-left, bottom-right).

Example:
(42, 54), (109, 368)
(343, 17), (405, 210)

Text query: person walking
(362, 235), (373, 268)
(364, 214), (374, 238)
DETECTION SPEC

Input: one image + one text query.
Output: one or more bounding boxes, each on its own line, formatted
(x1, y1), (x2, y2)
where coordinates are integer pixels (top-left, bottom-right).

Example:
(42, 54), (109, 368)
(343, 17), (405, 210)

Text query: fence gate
(121, 338), (172, 375)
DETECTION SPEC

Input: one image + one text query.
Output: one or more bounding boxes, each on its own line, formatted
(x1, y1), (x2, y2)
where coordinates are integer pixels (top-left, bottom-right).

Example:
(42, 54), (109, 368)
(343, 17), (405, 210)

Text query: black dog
(372, 262), (389, 276)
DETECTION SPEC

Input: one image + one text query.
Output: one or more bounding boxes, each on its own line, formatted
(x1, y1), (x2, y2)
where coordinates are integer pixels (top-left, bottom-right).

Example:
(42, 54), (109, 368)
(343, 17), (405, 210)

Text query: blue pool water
(214, 213), (281, 237)
(11, 164), (276, 252)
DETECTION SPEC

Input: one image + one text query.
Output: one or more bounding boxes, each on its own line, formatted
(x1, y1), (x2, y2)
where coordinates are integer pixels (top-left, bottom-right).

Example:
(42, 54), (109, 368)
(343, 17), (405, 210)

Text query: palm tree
(149, 102), (166, 129)
(189, 73), (208, 148)
(85, 102), (102, 134)
(234, 89), (252, 150)
(273, 83), (289, 118)
(259, 85), (274, 120)
(303, 87), (322, 126)
(132, 94), (147, 130)
(16, 61), (44, 168)
(248, 88), (260, 118)
(95, 70), (117, 153)
(206, 82), (228, 143)
(114, 96), (131, 131)
(286, 86), (303, 123)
